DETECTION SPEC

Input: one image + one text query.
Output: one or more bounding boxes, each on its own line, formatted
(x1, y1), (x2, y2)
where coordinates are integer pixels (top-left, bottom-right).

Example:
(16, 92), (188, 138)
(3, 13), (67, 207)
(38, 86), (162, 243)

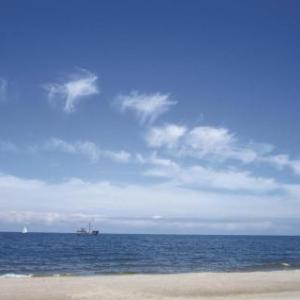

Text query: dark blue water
(0, 233), (300, 277)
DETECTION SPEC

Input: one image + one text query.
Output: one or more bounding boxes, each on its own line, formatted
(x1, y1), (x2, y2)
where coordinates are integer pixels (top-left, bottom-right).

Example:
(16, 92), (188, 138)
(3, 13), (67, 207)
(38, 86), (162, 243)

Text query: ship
(76, 223), (99, 235)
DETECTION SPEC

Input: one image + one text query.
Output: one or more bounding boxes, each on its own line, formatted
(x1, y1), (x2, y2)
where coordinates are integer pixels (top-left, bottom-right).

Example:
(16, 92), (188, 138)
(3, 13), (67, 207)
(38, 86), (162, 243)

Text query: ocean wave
(281, 262), (290, 267)
(234, 261), (300, 273)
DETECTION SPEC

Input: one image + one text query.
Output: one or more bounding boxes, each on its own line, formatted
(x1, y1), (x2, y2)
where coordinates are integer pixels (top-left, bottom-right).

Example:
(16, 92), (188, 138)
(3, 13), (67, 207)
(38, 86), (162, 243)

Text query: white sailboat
(22, 226), (28, 234)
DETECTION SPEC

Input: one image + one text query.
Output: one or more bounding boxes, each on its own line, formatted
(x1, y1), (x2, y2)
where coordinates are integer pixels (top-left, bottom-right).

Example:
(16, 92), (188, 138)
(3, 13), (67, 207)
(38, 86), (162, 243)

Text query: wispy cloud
(137, 151), (281, 194)
(186, 126), (235, 153)
(184, 126), (261, 163)
(0, 138), (132, 164)
(0, 78), (8, 102)
(146, 124), (260, 163)
(261, 154), (300, 175)
(136, 152), (179, 169)
(44, 138), (131, 163)
(102, 150), (131, 163)
(146, 124), (187, 147)
(116, 91), (176, 124)
(144, 164), (279, 193)
(44, 68), (99, 113)
(145, 123), (300, 174)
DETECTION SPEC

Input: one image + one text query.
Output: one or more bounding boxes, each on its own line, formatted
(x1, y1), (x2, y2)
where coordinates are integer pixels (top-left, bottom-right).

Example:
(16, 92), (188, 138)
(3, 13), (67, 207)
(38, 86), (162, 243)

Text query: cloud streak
(144, 164), (279, 193)
(0, 138), (132, 164)
(45, 68), (99, 113)
(44, 138), (131, 163)
(116, 91), (176, 124)
(146, 124), (187, 148)
(145, 123), (300, 174)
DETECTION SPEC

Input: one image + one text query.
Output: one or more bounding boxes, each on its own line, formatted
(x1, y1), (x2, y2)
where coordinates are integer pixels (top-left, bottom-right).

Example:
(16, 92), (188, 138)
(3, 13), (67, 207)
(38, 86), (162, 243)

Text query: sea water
(0, 233), (300, 277)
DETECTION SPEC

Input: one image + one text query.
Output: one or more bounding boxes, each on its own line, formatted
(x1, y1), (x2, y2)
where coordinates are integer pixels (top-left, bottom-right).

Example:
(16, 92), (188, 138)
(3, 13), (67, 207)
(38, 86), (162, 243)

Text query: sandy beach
(1, 271), (300, 300)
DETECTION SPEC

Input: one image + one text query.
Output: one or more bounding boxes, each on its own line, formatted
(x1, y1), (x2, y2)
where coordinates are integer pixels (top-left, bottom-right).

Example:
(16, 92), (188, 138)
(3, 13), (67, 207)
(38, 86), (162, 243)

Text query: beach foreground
(1, 271), (300, 300)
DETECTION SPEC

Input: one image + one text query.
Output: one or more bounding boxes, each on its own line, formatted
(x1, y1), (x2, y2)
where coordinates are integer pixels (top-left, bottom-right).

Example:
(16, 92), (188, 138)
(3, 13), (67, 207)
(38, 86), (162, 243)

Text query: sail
(22, 226), (28, 234)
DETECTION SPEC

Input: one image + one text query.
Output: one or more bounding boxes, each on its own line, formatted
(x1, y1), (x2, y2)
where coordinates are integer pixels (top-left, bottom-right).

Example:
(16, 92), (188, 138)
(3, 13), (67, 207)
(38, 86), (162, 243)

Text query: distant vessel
(22, 226), (28, 234)
(76, 223), (99, 235)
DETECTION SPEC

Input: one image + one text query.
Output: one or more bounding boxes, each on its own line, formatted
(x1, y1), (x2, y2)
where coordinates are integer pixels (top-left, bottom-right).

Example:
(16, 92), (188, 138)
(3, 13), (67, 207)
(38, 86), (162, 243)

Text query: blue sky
(1, 0), (300, 234)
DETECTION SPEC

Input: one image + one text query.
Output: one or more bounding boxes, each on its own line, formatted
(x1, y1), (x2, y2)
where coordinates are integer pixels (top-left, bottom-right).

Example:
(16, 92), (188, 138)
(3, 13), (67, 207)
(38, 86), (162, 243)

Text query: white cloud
(75, 141), (100, 162)
(0, 210), (284, 234)
(0, 173), (300, 234)
(0, 138), (132, 164)
(145, 123), (300, 174)
(152, 215), (163, 220)
(44, 138), (131, 163)
(145, 164), (279, 193)
(184, 126), (259, 163)
(116, 91), (176, 123)
(45, 138), (77, 154)
(291, 161), (300, 174)
(0, 78), (8, 102)
(186, 126), (234, 153)
(102, 150), (131, 163)
(0, 210), (106, 225)
(146, 124), (187, 148)
(147, 152), (179, 169)
(146, 124), (260, 163)
(45, 69), (99, 113)
(261, 154), (300, 175)
(135, 152), (179, 171)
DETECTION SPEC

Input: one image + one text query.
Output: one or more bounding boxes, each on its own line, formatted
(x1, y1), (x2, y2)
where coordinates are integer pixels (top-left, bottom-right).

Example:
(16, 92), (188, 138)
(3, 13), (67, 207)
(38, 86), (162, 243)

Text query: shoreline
(1, 270), (300, 299)
(0, 266), (296, 278)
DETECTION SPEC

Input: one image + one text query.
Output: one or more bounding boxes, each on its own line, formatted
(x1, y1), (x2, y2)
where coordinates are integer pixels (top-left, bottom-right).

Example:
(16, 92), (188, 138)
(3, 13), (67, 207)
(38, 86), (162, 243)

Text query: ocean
(0, 233), (300, 277)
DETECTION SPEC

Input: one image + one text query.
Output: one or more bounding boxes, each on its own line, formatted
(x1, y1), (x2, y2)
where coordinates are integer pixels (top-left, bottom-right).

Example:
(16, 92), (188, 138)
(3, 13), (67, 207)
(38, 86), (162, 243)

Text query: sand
(1, 271), (300, 300)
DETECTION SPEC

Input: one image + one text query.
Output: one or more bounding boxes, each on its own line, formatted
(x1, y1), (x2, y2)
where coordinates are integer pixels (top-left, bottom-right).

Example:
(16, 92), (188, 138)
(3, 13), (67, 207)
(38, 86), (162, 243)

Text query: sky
(1, 0), (300, 234)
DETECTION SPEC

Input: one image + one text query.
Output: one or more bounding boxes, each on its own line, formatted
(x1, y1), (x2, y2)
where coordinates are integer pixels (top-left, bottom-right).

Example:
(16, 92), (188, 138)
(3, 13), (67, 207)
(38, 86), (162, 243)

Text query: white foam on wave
(0, 273), (33, 278)
(281, 263), (290, 267)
